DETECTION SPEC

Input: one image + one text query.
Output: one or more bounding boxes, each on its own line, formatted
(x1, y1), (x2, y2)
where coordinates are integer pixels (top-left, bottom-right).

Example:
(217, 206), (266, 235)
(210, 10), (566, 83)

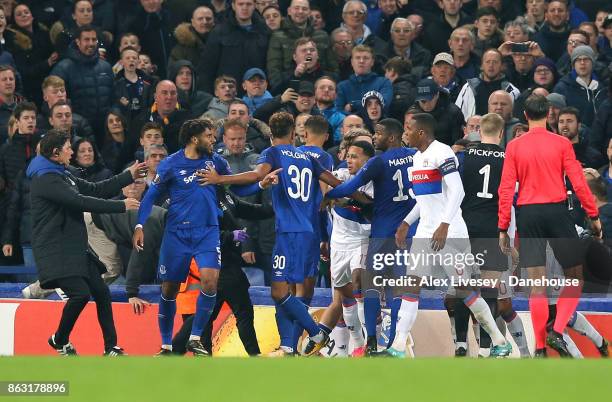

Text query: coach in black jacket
(27, 130), (145, 356)
(172, 185), (274, 356)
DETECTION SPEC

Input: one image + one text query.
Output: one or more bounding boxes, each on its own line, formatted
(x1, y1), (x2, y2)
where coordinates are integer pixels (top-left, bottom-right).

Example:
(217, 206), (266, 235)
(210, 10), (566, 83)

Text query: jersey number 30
(287, 165), (312, 201)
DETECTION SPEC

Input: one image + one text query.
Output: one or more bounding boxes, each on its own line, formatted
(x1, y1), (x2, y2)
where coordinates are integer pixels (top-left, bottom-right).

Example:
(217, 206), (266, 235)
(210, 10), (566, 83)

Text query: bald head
(342, 115), (364, 137)
(488, 90), (513, 122)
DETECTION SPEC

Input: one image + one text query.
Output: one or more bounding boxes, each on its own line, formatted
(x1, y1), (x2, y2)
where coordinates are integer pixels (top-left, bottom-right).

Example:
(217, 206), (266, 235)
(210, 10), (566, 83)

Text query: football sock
(335, 320), (349, 357)
(189, 291), (216, 340)
(290, 297), (308, 352)
(343, 297), (365, 348)
(563, 331), (582, 358)
(355, 292), (365, 330)
(569, 312), (604, 348)
(276, 294), (319, 337)
(390, 297), (418, 352)
(553, 283), (582, 334)
(478, 347), (490, 357)
(454, 298), (470, 344)
(158, 295), (176, 348)
(386, 297), (402, 348)
(478, 289), (498, 349)
(464, 292), (505, 346)
(449, 316), (457, 344)
(529, 294), (549, 349)
(364, 289), (381, 339)
(275, 305), (293, 350)
(502, 310), (530, 357)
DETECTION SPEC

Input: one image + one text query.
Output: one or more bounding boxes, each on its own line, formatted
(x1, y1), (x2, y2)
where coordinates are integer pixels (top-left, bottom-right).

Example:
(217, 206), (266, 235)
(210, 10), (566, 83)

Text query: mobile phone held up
(511, 43), (529, 53)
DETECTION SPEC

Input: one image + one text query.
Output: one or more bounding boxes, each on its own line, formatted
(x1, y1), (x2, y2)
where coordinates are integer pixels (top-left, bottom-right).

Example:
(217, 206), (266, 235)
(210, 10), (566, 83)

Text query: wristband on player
(258, 181), (264, 189)
(135, 224), (143, 230)
(498, 228), (508, 233)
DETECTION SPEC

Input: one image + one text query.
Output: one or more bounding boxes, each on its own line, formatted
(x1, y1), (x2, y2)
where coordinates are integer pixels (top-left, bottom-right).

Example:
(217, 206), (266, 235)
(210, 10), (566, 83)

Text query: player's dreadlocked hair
(269, 112), (294, 139)
(179, 119), (214, 146)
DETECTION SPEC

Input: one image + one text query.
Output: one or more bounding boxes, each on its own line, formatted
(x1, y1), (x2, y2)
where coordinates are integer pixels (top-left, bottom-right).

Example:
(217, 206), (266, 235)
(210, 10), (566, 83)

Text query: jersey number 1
(287, 165), (313, 201)
(477, 164), (493, 199)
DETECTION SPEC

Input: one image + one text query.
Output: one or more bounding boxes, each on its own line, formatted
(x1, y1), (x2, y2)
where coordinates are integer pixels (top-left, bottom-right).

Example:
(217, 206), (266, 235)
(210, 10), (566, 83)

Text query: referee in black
(28, 130), (146, 356)
(498, 95), (602, 357)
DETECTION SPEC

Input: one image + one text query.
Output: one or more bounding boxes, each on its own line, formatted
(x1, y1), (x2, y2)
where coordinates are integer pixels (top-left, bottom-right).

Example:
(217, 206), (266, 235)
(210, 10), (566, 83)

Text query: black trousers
(172, 283), (260, 356)
(54, 262), (117, 351)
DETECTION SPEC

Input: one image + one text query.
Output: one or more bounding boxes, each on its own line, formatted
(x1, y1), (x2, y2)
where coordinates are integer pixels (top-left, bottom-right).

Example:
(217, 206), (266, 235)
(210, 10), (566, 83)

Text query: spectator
(0, 6), (17, 67)
(262, 5), (282, 31)
(553, 45), (607, 128)
(216, 100), (271, 153)
(411, 77), (464, 146)
(270, 36), (334, 94)
(336, 44), (392, 115)
(590, 79), (612, 157)
(253, 81), (317, 123)
(376, 18), (431, 78)
(255, 0), (278, 15)
(449, 27), (481, 82)
(111, 32), (141, 75)
(46, 100), (83, 143)
(340, 0), (386, 51)
(1, 164), (34, 267)
(534, 0), (571, 62)
(313, 76), (345, 144)
(169, 6), (215, 67)
(294, 112), (310, 146)
(359, 90), (384, 133)
(199, 0), (270, 93)
(330, 27), (354, 81)
(143, 143), (167, 186)
(599, 138), (612, 200)
(597, 14), (612, 67)
(128, 80), (190, 154)
(169, 60), (212, 119)
(267, 0), (337, 91)
(524, 0), (547, 32)
(121, 121), (164, 170)
(0, 4), (58, 104)
(455, 48), (520, 119)
(512, 57), (559, 120)
(201, 75), (239, 121)
(488, 89), (521, 146)
(503, 17), (530, 43)
(137, 53), (157, 78)
(127, 0), (178, 80)
(383, 57), (417, 120)
(546, 92), (566, 133)
(429, 52), (462, 103)
(557, 106), (606, 169)
(555, 28), (600, 77)
(101, 110), (127, 173)
(328, 114), (365, 165)
(242, 68), (273, 116)
(422, 0), (472, 56)
(471, 7), (504, 58)
(113, 47), (156, 122)
(577, 22), (599, 55)
(365, 0), (403, 42)
(310, 5), (325, 31)
(0, 65), (23, 143)
(407, 14), (425, 44)
(49, 0), (110, 59)
(0, 102), (37, 236)
(498, 40), (545, 92)
(37, 75), (93, 139)
(51, 25), (114, 146)
(463, 114), (482, 138)
(68, 137), (113, 182)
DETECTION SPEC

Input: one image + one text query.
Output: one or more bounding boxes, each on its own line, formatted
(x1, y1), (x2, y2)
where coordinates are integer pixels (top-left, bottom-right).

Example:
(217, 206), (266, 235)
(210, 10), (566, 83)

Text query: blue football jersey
(138, 149), (231, 230)
(257, 145), (325, 233)
(298, 145), (334, 238)
(326, 147), (417, 238)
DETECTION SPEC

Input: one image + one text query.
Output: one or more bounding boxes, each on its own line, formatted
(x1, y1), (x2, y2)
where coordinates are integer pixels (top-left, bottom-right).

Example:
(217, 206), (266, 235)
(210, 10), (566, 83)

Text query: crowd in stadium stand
(0, 0), (611, 298)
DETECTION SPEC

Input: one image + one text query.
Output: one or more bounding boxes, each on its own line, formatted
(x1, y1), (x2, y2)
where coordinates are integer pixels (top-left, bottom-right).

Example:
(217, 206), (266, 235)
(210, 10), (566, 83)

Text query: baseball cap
(243, 68), (267, 81)
(415, 78), (440, 102)
(546, 93), (566, 109)
(432, 52), (454, 66)
(298, 81), (314, 96)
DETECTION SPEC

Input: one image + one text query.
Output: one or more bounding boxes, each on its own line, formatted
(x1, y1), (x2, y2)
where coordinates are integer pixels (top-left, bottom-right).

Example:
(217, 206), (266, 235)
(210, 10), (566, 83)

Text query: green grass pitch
(0, 357), (610, 401)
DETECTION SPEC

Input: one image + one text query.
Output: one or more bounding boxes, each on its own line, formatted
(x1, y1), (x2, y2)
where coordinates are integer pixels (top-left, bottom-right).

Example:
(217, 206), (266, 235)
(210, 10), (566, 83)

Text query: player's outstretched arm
(198, 163), (272, 186)
(230, 168), (282, 197)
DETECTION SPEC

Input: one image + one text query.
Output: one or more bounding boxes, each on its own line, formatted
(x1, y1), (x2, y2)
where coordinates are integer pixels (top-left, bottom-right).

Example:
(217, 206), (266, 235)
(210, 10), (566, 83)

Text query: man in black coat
(198, 1), (271, 93)
(27, 130), (146, 356)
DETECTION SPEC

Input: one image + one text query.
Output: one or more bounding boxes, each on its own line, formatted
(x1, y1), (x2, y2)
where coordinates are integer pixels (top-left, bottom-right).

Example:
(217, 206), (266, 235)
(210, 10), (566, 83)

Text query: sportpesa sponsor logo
(183, 171), (198, 184)
(467, 148), (505, 158)
(280, 149), (309, 160)
(387, 155), (413, 167)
